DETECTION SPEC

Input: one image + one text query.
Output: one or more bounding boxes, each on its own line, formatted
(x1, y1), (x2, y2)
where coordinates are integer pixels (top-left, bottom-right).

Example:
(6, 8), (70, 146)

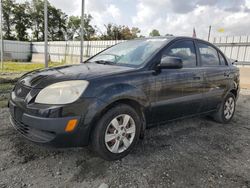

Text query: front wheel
(212, 93), (236, 123)
(91, 104), (141, 161)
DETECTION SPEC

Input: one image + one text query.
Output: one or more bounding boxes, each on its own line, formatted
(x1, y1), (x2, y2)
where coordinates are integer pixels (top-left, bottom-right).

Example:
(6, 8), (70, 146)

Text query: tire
(212, 93), (236, 124)
(91, 104), (141, 161)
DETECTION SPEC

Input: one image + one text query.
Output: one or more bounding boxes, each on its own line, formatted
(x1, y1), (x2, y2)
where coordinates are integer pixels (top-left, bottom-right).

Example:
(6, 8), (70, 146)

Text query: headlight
(35, 80), (89, 104)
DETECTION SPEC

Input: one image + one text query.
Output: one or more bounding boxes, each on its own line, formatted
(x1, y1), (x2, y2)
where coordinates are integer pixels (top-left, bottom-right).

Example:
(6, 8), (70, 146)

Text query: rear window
(197, 42), (220, 66)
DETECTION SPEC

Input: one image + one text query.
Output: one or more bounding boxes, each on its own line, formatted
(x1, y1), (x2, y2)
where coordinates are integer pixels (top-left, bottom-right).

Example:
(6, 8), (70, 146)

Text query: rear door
(196, 41), (230, 111)
(151, 39), (205, 123)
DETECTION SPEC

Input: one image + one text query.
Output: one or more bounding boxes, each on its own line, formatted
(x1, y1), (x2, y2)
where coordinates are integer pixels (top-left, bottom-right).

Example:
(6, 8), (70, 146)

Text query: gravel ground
(0, 90), (250, 188)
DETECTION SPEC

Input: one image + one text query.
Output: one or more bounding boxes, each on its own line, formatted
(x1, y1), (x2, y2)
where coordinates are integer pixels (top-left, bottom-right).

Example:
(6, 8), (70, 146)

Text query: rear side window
(162, 40), (197, 68)
(218, 52), (227, 65)
(197, 42), (220, 66)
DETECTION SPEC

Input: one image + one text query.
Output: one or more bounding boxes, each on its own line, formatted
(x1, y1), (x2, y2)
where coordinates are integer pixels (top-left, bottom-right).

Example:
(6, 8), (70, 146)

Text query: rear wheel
(91, 104), (141, 161)
(212, 93), (236, 123)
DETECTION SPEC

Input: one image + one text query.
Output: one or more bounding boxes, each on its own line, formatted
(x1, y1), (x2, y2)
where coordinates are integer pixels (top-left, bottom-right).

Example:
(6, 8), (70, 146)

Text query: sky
(17, 0), (250, 39)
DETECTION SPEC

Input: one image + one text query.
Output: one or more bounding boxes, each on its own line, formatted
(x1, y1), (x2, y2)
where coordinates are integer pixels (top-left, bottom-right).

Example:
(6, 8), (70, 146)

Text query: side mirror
(158, 56), (183, 69)
(230, 59), (238, 65)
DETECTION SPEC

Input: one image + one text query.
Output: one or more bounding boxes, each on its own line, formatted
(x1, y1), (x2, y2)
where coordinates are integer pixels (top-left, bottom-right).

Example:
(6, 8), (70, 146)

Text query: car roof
(136, 36), (207, 42)
(134, 36), (219, 50)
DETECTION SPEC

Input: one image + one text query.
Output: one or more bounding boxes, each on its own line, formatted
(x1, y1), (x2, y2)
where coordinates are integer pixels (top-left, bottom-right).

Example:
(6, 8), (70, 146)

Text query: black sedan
(9, 37), (240, 160)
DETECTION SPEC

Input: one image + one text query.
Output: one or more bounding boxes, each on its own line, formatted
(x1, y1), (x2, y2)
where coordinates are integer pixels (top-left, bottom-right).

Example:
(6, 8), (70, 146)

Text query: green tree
(100, 24), (141, 40)
(30, 0), (68, 41)
(101, 24), (122, 40)
(48, 6), (67, 41)
(13, 2), (32, 41)
(2, 0), (141, 41)
(83, 14), (95, 40)
(103, 23), (116, 40)
(120, 26), (131, 39)
(66, 14), (95, 40)
(131, 27), (141, 38)
(30, 0), (44, 41)
(2, 0), (16, 40)
(66, 16), (81, 40)
(149, 29), (161, 37)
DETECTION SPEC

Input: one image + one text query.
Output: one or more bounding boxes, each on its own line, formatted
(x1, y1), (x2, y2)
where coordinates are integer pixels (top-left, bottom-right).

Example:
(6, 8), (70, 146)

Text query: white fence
(1, 36), (250, 64)
(0, 40), (124, 63)
(1, 40), (31, 61)
(213, 36), (250, 64)
(32, 40), (125, 63)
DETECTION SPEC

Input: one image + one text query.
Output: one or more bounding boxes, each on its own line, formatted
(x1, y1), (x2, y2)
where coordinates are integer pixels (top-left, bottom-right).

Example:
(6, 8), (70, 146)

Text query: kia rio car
(9, 37), (240, 160)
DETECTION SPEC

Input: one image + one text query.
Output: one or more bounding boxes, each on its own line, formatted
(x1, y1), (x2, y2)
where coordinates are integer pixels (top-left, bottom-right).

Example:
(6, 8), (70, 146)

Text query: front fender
(97, 83), (150, 108)
(82, 84), (150, 145)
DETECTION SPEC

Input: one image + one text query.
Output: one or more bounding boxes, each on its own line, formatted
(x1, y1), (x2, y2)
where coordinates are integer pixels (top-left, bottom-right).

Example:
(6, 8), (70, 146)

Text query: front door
(151, 40), (204, 123)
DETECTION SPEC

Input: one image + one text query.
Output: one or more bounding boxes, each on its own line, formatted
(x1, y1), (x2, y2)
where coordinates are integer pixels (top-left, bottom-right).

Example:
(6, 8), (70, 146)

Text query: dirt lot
(0, 89), (249, 188)
(239, 67), (250, 89)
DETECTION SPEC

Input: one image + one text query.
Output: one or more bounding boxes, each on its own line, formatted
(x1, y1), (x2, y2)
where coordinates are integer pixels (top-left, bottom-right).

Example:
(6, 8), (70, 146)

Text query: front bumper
(9, 112), (80, 144)
(9, 95), (106, 147)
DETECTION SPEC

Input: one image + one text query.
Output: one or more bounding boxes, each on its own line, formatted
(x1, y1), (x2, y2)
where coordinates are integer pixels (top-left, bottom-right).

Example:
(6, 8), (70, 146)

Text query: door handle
(224, 72), (230, 77)
(193, 76), (201, 80)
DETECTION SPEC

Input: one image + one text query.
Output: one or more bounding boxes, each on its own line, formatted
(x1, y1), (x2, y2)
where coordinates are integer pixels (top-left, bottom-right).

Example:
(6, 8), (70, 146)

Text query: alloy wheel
(104, 114), (136, 153)
(224, 97), (235, 120)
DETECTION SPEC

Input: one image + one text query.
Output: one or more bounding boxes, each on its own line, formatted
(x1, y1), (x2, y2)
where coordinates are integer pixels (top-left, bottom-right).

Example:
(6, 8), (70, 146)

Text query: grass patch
(0, 61), (65, 73)
(0, 83), (13, 108)
(0, 93), (10, 108)
(0, 83), (14, 93)
(0, 61), (66, 108)
(0, 100), (8, 108)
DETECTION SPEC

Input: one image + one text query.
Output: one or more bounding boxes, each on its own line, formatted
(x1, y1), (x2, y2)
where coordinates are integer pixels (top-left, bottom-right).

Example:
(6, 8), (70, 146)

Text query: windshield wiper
(93, 60), (116, 65)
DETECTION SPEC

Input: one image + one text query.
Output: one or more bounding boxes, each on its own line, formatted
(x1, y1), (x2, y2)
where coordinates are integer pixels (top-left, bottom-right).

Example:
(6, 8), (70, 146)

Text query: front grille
(10, 116), (56, 143)
(14, 83), (31, 99)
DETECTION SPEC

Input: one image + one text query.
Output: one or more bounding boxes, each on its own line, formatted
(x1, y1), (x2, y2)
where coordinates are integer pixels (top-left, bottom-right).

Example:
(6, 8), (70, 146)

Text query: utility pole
(0, 0), (3, 70)
(208, 25), (211, 42)
(44, 0), (48, 68)
(80, 0), (85, 63)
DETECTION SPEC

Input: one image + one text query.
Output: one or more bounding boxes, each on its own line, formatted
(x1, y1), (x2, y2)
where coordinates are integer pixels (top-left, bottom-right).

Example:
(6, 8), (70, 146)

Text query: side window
(197, 42), (220, 66)
(162, 40), (197, 68)
(218, 52), (227, 66)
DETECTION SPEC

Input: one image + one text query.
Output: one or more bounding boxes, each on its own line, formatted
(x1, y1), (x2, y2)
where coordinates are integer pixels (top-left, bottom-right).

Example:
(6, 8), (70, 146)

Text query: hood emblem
(17, 88), (22, 95)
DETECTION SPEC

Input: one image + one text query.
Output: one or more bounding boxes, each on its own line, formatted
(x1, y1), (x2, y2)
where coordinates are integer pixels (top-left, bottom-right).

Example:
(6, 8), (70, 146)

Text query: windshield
(89, 38), (169, 67)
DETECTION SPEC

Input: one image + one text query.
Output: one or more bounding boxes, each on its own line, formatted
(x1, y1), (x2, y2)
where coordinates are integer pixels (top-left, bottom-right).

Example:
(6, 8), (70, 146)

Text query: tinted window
(198, 42), (220, 66)
(219, 52), (227, 65)
(162, 40), (196, 68)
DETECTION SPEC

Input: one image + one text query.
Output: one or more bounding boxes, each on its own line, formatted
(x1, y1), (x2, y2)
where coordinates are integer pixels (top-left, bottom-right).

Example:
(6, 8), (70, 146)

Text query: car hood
(18, 63), (134, 88)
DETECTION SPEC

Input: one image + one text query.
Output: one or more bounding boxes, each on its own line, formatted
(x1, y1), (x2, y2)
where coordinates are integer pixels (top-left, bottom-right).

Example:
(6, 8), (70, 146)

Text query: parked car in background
(9, 36), (240, 160)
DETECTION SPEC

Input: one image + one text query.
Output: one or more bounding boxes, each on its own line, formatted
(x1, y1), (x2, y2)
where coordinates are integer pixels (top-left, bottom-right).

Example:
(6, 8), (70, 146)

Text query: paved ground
(0, 90), (250, 188)
(239, 67), (250, 89)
